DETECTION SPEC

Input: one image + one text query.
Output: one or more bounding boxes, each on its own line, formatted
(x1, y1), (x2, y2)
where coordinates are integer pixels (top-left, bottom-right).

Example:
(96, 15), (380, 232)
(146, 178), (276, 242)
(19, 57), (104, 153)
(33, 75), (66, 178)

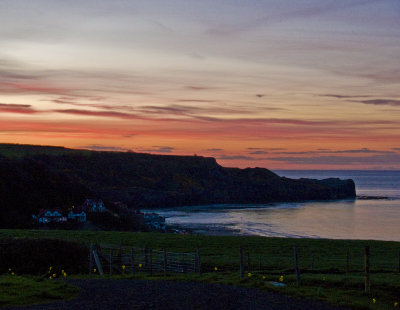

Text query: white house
(36, 209), (67, 224)
(67, 210), (87, 222)
(82, 199), (106, 212)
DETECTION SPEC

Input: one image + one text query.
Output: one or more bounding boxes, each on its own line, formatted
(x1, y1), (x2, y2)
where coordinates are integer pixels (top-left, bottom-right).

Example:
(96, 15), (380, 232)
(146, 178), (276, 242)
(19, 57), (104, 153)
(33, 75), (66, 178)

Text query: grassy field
(0, 275), (79, 307)
(1, 229), (400, 309)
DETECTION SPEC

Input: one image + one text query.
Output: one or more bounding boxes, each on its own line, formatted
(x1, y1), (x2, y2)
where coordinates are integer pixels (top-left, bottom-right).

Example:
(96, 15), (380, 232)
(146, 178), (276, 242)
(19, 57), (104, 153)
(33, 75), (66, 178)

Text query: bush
(0, 238), (89, 275)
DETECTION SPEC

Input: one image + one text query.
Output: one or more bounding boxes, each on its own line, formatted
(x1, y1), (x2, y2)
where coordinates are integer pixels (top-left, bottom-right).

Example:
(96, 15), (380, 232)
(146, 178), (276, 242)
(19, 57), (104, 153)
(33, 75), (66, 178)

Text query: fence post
(239, 246), (244, 278)
(89, 244), (93, 274)
(119, 241), (123, 268)
(144, 246), (148, 270)
(163, 248), (167, 277)
(398, 250), (400, 273)
(181, 253), (185, 273)
(311, 253), (315, 271)
(247, 251), (251, 273)
(197, 247), (202, 276)
(365, 246), (370, 294)
(92, 248), (104, 276)
(294, 245), (300, 286)
(346, 248), (350, 273)
(131, 248), (135, 274)
(109, 250), (113, 276)
(149, 248), (153, 276)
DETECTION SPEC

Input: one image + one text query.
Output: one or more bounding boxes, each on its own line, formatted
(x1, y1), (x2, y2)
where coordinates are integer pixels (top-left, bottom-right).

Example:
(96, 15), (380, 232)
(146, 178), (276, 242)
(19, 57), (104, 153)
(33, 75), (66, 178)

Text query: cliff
(0, 144), (356, 226)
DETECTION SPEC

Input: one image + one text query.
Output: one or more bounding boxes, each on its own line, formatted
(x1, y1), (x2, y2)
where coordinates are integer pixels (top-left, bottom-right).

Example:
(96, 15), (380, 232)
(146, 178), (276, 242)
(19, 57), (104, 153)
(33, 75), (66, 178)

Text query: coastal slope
(0, 144), (355, 224)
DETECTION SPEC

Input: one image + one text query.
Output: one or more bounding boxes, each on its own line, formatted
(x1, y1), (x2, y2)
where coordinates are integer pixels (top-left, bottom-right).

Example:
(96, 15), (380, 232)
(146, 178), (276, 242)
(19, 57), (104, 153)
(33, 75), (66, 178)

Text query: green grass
(0, 275), (80, 307)
(2, 229), (400, 309)
(2, 229), (399, 272)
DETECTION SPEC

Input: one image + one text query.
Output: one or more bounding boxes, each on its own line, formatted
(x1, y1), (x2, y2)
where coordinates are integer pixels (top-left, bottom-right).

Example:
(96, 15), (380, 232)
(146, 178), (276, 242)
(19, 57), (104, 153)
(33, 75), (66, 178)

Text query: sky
(1, 0), (399, 170)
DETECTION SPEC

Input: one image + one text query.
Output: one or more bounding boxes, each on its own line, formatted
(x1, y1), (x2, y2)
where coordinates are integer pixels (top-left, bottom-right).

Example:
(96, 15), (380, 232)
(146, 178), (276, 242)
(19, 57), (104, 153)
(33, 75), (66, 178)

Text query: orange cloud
(0, 103), (37, 114)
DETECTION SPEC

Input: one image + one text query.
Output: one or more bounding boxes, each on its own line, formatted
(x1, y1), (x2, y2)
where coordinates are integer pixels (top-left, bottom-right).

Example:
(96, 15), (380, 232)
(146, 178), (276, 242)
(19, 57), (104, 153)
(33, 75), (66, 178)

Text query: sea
(147, 171), (400, 241)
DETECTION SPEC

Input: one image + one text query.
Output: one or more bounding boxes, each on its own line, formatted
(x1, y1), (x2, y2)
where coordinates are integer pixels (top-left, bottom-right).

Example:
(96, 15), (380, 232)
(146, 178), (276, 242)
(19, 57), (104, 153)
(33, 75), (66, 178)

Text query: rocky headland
(0, 144), (356, 227)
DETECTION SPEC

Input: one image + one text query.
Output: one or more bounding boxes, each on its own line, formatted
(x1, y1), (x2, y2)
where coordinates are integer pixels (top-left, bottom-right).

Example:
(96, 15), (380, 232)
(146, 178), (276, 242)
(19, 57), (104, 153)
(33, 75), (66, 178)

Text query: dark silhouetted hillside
(0, 144), (355, 227)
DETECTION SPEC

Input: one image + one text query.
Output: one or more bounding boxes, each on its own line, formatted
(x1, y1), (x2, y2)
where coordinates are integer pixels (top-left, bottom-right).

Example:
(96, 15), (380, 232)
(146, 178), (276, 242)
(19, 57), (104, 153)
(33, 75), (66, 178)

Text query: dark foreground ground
(4, 279), (350, 310)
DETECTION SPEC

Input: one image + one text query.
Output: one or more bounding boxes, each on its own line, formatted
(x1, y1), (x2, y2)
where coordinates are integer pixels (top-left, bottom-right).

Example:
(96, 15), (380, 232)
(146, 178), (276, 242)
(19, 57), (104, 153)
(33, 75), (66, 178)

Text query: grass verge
(0, 275), (79, 307)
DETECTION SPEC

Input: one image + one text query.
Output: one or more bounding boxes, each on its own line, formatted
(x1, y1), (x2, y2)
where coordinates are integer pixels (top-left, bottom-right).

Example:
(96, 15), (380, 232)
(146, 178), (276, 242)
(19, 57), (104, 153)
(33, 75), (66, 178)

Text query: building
(67, 209), (87, 222)
(82, 199), (106, 212)
(35, 209), (67, 224)
(144, 213), (166, 231)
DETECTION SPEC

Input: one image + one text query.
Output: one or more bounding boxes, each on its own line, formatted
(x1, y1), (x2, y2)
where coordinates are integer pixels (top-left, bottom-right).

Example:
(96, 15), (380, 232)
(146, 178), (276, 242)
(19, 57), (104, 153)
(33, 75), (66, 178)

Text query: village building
(144, 213), (166, 231)
(82, 199), (106, 212)
(34, 209), (67, 224)
(32, 198), (107, 225)
(67, 209), (87, 222)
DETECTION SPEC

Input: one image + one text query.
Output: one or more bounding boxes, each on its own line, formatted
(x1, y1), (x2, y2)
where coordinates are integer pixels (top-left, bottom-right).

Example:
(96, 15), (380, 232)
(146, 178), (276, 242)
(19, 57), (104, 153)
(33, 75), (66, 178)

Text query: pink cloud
(52, 109), (142, 119)
(0, 103), (37, 114)
(0, 82), (68, 95)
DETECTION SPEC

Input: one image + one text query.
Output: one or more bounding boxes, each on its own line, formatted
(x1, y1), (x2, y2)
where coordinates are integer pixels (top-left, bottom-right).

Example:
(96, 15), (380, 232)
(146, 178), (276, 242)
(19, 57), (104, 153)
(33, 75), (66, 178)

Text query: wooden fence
(89, 243), (200, 276)
(233, 245), (398, 293)
(89, 243), (400, 289)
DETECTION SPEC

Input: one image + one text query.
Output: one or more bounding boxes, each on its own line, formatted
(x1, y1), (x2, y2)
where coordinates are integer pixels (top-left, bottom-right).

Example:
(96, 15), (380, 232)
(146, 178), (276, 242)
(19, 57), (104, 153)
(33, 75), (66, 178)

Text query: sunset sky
(1, 0), (399, 169)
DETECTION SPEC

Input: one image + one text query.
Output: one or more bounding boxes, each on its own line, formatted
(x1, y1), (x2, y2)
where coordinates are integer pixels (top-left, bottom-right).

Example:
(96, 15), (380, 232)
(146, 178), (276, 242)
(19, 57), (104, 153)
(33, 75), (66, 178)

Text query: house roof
(68, 210), (86, 216)
(84, 198), (104, 204)
(37, 208), (64, 218)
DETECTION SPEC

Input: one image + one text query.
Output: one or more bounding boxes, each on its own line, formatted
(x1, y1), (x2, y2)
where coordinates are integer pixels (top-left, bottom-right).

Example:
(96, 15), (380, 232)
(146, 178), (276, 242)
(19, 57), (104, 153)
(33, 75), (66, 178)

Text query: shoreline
(167, 223), (400, 242)
(159, 197), (400, 242)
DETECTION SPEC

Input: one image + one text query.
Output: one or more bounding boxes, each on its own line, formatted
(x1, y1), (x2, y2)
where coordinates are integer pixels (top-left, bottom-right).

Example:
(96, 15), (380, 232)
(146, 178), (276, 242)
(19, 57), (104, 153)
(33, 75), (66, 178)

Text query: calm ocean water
(150, 171), (400, 241)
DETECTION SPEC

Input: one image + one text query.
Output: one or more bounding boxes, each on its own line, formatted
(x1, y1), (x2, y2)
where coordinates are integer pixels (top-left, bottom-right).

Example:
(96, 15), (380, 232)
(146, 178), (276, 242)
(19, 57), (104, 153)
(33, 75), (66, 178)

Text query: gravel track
(5, 279), (350, 310)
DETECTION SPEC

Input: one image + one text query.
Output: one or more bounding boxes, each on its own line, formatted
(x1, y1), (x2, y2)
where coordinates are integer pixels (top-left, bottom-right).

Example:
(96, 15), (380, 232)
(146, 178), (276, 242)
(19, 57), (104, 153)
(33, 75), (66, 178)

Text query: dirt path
(5, 279), (350, 310)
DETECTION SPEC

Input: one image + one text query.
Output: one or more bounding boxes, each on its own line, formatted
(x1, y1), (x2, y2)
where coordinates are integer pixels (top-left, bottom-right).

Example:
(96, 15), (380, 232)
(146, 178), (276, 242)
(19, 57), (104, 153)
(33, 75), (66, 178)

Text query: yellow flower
(394, 301), (398, 307)
(138, 263), (142, 268)
(53, 273), (56, 278)
(247, 272), (252, 277)
(214, 266), (218, 271)
(49, 266), (52, 271)
(93, 268), (97, 273)
(262, 275), (266, 280)
(322, 276), (326, 281)
(11, 272), (15, 276)
(49, 276), (52, 279)
(8, 268), (11, 272)
(63, 272), (67, 277)
(372, 298), (376, 304)
(122, 265), (126, 270)
(279, 275), (284, 282)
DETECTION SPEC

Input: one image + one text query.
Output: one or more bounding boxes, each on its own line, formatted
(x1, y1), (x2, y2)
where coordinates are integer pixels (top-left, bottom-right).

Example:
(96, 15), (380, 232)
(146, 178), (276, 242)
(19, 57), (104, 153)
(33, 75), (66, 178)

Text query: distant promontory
(0, 144), (355, 227)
